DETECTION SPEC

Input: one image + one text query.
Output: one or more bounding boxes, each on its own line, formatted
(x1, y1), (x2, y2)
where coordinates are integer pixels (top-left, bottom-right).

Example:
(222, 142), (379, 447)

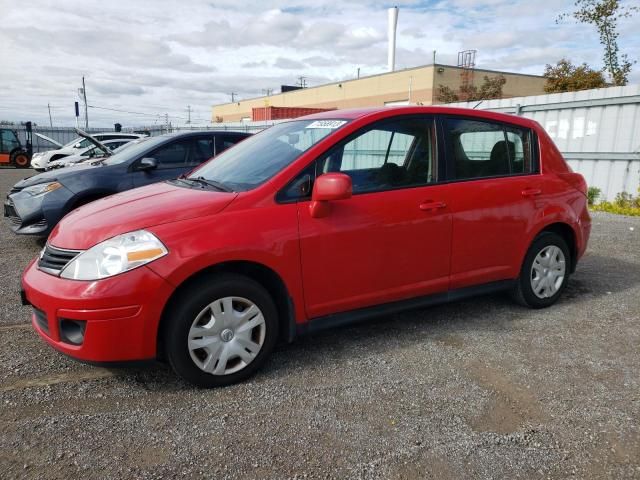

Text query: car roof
(299, 106), (539, 128)
(158, 130), (252, 139)
(91, 132), (143, 136)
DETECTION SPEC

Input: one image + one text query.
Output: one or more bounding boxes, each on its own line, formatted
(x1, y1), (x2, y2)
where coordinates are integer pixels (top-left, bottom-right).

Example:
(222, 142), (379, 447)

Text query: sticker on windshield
(305, 120), (347, 129)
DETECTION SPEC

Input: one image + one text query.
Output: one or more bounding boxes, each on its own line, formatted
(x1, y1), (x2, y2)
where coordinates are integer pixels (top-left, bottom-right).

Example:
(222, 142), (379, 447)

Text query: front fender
(145, 203), (307, 323)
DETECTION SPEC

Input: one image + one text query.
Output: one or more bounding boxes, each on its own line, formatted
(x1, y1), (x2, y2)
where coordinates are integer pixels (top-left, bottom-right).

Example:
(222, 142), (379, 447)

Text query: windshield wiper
(189, 176), (234, 192)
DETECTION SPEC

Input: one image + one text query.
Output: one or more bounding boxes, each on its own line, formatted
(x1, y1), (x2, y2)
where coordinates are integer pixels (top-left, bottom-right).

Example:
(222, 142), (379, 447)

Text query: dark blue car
(4, 130), (250, 236)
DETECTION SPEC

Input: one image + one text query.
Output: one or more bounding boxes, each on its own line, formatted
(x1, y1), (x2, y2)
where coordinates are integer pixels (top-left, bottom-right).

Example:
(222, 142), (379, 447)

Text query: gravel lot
(0, 167), (638, 479)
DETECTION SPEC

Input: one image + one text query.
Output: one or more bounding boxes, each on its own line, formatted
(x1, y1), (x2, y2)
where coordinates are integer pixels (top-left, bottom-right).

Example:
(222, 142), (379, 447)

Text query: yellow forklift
(0, 122), (32, 168)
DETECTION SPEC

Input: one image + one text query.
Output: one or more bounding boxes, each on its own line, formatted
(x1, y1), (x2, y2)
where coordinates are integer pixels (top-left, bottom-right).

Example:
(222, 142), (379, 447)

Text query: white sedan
(31, 132), (144, 171)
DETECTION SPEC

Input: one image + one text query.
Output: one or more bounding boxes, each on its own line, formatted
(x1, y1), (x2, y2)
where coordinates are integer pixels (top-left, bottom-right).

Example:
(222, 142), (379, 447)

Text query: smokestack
(387, 6), (398, 72)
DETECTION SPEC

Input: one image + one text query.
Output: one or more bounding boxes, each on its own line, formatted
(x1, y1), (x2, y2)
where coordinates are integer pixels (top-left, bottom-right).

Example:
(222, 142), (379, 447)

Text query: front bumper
(30, 155), (48, 171)
(22, 259), (175, 362)
(4, 185), (74, 236)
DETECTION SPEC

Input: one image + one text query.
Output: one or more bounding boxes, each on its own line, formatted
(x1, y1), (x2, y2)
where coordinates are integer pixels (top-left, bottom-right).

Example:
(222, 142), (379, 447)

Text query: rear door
(440, 115), (543, 289)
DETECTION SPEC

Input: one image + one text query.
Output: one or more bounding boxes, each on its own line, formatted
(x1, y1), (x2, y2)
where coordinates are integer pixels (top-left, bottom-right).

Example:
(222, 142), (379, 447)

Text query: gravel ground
(0, 168), (639, 479)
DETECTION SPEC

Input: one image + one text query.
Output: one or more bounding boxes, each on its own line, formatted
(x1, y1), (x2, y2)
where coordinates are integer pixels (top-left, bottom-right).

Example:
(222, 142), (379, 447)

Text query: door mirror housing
(137, 157), (157, 171)
(310, 173), (352, 218)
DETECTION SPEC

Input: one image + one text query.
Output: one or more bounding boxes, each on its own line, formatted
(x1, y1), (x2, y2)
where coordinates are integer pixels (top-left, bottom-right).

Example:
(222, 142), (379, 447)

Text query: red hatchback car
(22, 107), (591, 387)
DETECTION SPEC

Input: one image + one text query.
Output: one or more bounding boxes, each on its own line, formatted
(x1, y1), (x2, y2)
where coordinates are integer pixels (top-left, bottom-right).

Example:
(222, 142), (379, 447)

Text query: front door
(132, 139), (192, 187)
(294, 116), (452, 319)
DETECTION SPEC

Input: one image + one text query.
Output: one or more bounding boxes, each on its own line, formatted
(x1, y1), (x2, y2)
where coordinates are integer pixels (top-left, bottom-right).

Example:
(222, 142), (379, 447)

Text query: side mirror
(309, 173), (352, 218)
(137, 157), (157, 171)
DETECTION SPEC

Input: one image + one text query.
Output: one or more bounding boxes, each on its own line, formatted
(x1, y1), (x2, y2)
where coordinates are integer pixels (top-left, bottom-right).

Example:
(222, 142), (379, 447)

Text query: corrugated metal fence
(448, 85), (640, 201)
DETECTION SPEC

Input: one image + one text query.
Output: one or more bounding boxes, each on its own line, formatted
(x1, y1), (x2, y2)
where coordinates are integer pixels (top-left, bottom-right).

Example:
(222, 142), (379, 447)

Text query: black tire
(163, 273), (278, 388)
(11, 152), (30, 169)
(511, 232), (571, 309)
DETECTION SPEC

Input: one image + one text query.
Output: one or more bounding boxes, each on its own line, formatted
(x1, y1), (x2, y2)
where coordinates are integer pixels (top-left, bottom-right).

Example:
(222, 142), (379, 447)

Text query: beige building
(212, 63), (547, 122)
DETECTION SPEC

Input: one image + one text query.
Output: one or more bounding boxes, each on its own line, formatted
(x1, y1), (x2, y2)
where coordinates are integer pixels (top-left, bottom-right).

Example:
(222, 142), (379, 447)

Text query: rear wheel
(163, 274), (278, 387)
(11, 152), (30, 168)
(511, 232), (570, 308)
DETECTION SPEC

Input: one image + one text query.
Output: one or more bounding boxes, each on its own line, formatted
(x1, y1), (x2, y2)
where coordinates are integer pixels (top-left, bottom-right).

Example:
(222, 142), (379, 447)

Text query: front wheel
(511, 232), (570, 308)
(163, 274), (278, 387)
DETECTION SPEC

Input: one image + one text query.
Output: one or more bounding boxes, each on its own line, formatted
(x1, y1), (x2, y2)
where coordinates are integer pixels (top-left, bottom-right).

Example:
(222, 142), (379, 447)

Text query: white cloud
(0, 0), (638, 127)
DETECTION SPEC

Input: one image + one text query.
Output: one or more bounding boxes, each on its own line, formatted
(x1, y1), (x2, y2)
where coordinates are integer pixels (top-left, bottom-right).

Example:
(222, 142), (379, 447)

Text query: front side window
(150, 140), (189, 169)
(279, 117), (435, 201)
(189, 138), (216, 166)
(319, 117), (435, 194)
(444, 118), (534, 180)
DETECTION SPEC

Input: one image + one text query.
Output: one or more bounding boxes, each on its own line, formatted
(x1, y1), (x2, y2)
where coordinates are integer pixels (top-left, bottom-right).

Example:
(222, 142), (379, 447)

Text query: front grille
(38, 244), (82, 276)
(4, 201), (21, 226)
(33, 308), (49, 334)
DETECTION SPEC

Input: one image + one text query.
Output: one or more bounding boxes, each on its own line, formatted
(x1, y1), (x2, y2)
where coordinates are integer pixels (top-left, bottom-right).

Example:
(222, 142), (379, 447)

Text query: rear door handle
(521, 188), (542, 197)
(419, 201), (447, 212)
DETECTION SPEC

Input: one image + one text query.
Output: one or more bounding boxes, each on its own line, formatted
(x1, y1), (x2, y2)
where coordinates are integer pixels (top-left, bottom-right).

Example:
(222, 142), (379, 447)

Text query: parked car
(46, 137), (138, 170)
(5, 130), (250, 235)
(30, 132), (145, 171)
(20, 107), (591, 388)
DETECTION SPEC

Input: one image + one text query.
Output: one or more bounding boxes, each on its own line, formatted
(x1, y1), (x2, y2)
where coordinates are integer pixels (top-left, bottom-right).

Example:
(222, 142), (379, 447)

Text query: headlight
(60, 230), (168, 280)
(22, 182), (62, 197)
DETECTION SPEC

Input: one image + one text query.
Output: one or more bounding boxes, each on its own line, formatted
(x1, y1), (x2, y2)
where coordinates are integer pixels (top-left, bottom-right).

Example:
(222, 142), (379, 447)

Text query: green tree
(544, 59), (608, 92)
(436, 75), (507, 103)
(558, 0), (638, 86)
(436, 85), (460, 103)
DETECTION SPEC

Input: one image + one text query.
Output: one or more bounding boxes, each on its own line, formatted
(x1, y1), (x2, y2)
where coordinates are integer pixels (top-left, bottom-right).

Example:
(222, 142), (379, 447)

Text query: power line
(88, 104), (164, 117)
(87, 104), (192, 121)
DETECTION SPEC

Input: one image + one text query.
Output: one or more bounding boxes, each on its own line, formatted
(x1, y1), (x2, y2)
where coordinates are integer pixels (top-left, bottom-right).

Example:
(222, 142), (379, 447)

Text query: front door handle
(419, 201), (447, 212)
(522, 188), (542, 197)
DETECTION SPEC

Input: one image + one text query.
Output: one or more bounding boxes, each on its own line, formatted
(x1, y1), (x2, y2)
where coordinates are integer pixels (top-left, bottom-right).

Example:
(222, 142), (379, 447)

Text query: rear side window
(444, 118), (534, 180)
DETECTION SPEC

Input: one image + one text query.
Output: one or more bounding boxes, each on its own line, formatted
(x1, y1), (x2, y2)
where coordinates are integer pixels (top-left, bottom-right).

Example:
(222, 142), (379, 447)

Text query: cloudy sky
(1, 0), (639, 127)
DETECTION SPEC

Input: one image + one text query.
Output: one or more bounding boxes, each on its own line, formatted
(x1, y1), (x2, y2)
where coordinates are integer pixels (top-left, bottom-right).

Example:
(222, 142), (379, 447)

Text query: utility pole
(357, 67), (360, 79)
(186, 105), (191, 124)
(82, 76), (88, 129)
(297, 76), (307, 88)
(230, 92), (237, 102)
(262, 88), (273, 96)
(47, 103), (53, 128)
(164, 113), (169, 133)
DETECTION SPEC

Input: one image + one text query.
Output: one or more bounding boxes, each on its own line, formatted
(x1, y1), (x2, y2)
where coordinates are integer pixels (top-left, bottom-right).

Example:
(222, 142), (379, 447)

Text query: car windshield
(62, 136), (84, 148)
(102, 135), (167, 165)
(188, 119), (348, 191)
(111, 137), (149, 154)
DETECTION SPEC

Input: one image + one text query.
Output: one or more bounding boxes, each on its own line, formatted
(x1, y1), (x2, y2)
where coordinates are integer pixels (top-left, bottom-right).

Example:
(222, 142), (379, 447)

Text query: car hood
(48, 181), (238, 249)
(13, 164), (98, 189)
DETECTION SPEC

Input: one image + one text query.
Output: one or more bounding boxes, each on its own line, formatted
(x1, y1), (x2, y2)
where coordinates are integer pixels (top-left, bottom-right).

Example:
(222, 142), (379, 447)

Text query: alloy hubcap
(188, 296), (266, 376)
(531, 245), (566, 299)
